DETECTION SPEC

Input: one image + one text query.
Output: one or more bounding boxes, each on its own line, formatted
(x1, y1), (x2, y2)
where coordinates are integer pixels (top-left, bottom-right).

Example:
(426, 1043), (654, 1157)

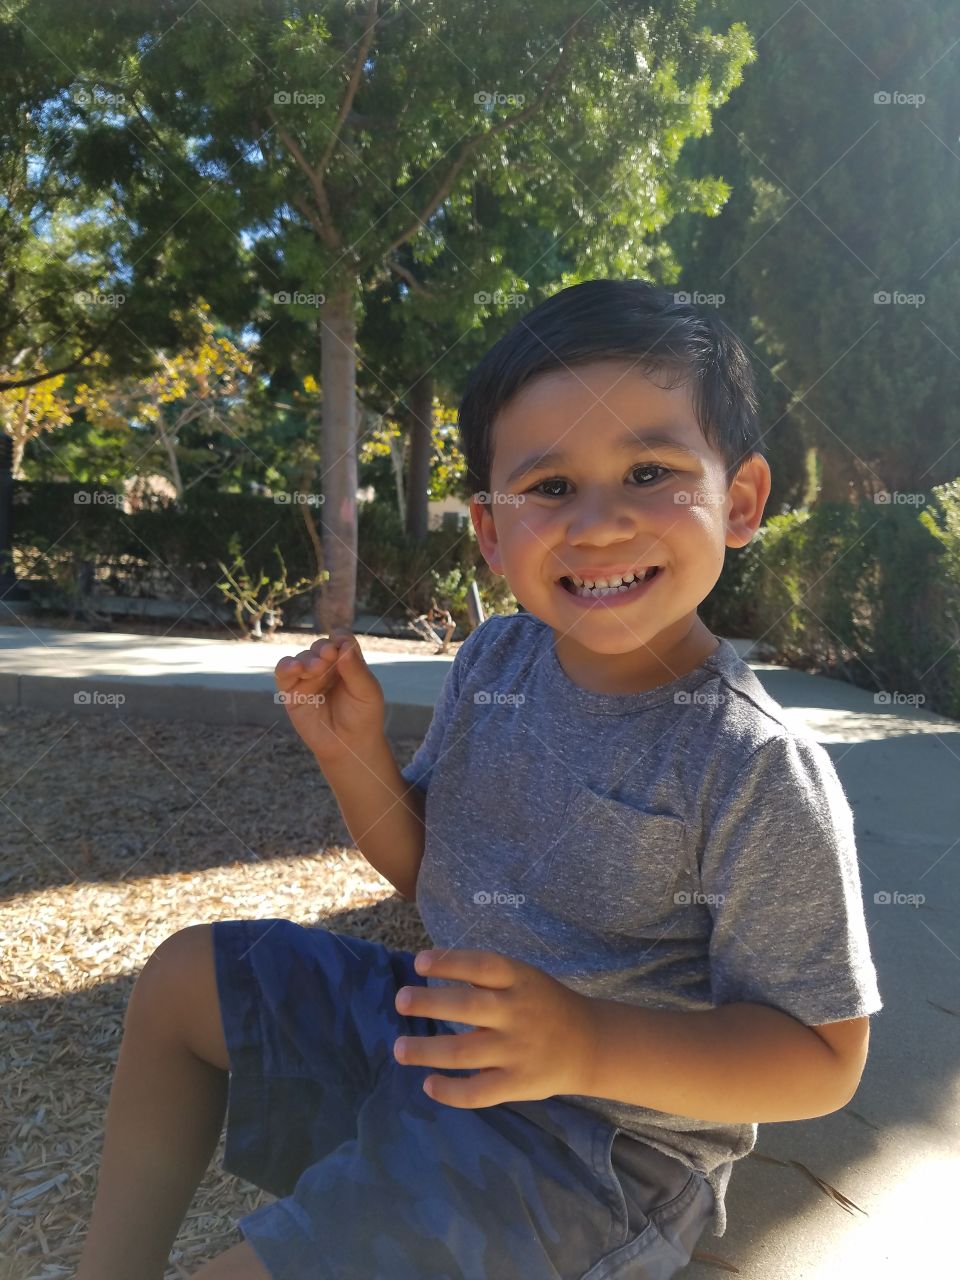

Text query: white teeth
(572, 570), (641, 589)
(565, 569), (656, 599)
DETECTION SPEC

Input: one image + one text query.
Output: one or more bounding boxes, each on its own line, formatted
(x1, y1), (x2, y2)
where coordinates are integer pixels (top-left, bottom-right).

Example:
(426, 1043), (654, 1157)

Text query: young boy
(76, 279), (882, 1280)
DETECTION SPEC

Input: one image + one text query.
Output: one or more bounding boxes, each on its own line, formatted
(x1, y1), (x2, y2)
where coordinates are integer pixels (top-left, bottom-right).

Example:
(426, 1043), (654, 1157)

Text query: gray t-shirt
(399, 612), (883, 1238)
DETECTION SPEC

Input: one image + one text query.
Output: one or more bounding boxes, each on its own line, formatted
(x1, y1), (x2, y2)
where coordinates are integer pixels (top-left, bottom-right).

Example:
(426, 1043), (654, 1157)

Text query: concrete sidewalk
(1, 620), (958, 1276)
(0, 622), (461, 739)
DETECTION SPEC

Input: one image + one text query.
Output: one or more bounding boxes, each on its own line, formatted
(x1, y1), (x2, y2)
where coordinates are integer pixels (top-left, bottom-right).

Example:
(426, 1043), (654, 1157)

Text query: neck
(553, 617), (720, 695)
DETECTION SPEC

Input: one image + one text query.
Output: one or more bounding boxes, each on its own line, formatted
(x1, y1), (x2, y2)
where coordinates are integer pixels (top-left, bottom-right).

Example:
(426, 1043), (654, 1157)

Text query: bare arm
(274, 633), (427, 902)
(577, 998), (869, 1123)
(320, 735), (426, 902)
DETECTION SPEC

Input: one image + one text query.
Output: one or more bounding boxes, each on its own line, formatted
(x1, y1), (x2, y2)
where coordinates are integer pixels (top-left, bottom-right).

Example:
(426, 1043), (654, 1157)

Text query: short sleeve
(398, 623), (486, 795)
(699, 732), (883, 1026)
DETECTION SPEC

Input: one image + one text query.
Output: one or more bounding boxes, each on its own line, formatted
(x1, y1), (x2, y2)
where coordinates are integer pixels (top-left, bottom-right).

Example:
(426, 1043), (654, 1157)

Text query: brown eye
(630, 465), (669, 483)
(530, 465), (670, 497)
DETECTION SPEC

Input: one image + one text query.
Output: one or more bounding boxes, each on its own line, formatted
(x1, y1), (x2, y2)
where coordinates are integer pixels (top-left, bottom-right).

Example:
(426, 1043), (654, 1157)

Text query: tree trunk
(317, 282), (359, 634)
(388, 428), (406, 524)
(11, 434), (25, 480)
(815, 446), (858, 503)
(405, 372), (433, 543)
(156, 419), (184, 500)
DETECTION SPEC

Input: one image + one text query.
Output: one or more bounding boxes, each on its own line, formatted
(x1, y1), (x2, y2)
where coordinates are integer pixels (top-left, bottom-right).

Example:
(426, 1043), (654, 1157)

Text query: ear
(725, 454), (772, 549)
(469, 495), (505, 576)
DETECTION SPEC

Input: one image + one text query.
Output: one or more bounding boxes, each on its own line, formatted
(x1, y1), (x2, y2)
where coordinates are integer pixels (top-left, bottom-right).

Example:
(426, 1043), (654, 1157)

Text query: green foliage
(216, 536), (329, 637)
(704, 493), (960, 717)
(12, 481), (317, 602)
(677, 0), (960, 500)
(8, 0), (757, 404)
(12, 482), (516, 634)
(355, 500), (516, 633)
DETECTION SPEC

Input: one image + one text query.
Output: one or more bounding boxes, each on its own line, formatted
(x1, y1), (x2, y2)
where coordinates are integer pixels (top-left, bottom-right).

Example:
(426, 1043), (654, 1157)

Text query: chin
(568, 630), (666, 656)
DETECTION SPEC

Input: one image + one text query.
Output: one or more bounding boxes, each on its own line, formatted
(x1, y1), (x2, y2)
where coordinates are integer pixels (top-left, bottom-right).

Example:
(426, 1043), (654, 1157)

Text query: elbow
(811, 1065), (866, 1119)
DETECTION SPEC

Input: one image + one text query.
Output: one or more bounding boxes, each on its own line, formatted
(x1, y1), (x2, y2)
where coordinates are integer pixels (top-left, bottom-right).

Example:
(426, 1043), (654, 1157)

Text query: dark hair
(458, 278), (765, 500)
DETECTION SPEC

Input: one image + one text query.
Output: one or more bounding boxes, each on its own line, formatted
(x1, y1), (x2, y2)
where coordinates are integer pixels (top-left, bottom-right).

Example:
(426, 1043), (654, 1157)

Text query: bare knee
(128, 924), (230, 1073)
(190, 1239), (271, 1278)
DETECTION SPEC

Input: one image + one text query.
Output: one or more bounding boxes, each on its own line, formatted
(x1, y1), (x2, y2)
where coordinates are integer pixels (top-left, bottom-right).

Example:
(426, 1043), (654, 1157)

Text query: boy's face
(469, 358), (771, 691)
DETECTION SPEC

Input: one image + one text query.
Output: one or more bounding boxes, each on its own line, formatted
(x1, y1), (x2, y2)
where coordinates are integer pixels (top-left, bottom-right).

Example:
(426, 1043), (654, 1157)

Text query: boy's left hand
(393, 948), (597, 1108)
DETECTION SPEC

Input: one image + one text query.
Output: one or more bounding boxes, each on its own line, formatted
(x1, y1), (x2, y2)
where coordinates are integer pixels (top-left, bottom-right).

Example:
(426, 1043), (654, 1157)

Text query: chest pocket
(522, 782), (689, 936)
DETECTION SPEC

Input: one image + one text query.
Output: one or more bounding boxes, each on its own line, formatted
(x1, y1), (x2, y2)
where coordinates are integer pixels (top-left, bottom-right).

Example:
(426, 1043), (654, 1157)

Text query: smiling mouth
(559, 567), (661, 597)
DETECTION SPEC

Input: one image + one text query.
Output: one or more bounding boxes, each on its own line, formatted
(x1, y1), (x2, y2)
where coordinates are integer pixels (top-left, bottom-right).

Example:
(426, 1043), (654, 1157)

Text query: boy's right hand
(274, 631), (386, 767)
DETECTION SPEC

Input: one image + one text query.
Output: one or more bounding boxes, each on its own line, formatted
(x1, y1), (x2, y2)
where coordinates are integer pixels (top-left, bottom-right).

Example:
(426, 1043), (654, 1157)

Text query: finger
(422, 1066), (512, 1109)
(309, 637), (341, 657)
(393, 1028), (500, 1070)
(275, 650), (334, 691)
(274, 654), (310, 690)
(395, 982), (499, 1028)
(414, 949), (516, 989)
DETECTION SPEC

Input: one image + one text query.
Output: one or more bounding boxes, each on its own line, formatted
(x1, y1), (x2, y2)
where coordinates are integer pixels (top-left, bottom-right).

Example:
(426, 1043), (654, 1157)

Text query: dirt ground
(0, 704), (435, 1278)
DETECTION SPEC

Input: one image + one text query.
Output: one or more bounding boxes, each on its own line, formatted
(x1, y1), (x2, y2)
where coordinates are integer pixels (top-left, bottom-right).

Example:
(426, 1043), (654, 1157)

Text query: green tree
(14, 0), (754, 630)
(674, 0), (959, 503)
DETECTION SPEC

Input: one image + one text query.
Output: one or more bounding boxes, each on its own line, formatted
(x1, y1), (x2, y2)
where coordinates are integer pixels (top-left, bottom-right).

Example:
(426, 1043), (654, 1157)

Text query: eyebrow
(504, 431), (701, 487)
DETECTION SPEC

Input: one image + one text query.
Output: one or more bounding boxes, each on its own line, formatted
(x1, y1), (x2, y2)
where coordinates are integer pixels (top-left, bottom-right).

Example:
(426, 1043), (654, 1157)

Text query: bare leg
(75, 924), (231, 1280)
(189, 1240), (271, 1278)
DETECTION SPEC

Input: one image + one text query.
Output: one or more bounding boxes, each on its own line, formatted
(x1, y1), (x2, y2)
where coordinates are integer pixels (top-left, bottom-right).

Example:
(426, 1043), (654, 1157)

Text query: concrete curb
(1, 673), (435, 739)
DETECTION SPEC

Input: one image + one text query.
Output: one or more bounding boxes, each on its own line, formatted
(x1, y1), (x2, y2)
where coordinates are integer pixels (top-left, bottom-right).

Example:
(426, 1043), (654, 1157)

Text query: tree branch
(387, 257), (434, 298)
(0, 313), (124, 391)
(265, 106), (341, 250)
(291, 191), (332, 244)
(318, 0), (380, 182)
(380, 12), (588, 261)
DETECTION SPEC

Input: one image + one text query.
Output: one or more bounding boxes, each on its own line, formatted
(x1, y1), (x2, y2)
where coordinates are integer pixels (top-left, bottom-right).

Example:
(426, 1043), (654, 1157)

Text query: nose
(565, 486), (649, 547)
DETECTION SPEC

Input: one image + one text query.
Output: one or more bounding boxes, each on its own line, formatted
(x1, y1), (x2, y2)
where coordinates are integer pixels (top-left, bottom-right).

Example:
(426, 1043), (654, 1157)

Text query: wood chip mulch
(0, 703), (434, 1279)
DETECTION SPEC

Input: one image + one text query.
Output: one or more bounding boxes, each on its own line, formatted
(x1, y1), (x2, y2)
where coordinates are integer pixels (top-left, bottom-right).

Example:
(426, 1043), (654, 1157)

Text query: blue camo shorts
(212, 917), (715, 1280)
